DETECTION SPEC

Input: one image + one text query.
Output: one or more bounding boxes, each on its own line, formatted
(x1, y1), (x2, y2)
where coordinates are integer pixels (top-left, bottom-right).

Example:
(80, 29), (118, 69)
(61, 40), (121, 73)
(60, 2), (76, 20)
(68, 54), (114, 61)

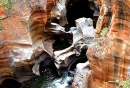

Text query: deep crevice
(66, 0), (94, 27)
(0, 79), (22, 88)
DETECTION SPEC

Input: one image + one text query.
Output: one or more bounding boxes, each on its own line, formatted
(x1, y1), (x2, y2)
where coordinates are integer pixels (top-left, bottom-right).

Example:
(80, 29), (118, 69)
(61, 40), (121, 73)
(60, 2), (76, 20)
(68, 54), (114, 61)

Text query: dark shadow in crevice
(66, 0), (99, 29)
(68, 49), (88, 71)
(53, 36), (72, 51)
(0, 79), (22, 88)
(66, 0), (94, 27)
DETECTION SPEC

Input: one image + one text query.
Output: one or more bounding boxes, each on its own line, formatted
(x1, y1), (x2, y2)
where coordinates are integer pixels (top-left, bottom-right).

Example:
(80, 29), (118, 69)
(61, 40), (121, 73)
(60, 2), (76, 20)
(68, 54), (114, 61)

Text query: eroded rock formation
(54, 17), (94, 73)
(73, 0), (130, 88)
(0, 0), (98, 87)
(0, 0), (57, 85)
(0, 0), (34, 84)
(0, 0), (72, 84)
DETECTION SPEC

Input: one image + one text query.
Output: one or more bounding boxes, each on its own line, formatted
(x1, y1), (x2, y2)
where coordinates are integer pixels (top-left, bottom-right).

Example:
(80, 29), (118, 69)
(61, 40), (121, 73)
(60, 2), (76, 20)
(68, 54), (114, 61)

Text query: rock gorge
(73, 0), (130, 88)
(0, 0), (129, 88)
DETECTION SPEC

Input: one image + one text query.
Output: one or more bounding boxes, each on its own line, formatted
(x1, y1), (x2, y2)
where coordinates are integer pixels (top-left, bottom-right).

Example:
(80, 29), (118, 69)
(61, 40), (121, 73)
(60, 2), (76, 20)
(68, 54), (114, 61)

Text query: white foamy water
(47, 76), (73, 88)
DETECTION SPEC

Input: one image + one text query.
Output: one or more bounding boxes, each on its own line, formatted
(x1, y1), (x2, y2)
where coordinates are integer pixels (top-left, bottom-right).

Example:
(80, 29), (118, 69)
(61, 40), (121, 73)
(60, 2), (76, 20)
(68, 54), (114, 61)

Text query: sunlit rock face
(0, 0), (71, 84)
(0, 0), (56, 85)
(0, 6), (6, 18)
(0, 1), (34, 84)
(0, 0), (34, 84)
(85, 0), (130, 87)
(0, 0), (96, 86)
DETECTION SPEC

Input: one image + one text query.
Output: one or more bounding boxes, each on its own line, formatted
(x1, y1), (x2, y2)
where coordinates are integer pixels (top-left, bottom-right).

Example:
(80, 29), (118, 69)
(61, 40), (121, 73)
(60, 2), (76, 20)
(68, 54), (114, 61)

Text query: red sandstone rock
(0, 0), (56, 84)
(0, 7), (6, 18)
(86, 0), (130, 88)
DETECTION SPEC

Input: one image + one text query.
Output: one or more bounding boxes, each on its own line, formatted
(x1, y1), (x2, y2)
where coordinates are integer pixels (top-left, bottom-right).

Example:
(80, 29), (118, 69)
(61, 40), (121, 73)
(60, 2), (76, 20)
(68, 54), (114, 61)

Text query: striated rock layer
(85, 0), (130, 88)
(0, 0), (71, 84)
(0, 0), (57, 84)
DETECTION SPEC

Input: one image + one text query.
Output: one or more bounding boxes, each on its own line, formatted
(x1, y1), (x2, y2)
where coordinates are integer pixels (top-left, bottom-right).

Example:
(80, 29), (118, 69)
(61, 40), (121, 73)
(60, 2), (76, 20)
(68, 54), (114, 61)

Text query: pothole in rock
(22, 53), (87, 88)
(53, 37), (72, 51)
(21, 0), (99, 88)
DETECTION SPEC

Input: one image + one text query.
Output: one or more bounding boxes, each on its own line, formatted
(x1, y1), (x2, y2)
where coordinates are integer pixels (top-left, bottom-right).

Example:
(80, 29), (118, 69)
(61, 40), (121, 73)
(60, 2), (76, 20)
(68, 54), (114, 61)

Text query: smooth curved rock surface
(0, 0), (56, 84)
(72, 61), (91, 88)
(0, 1), (34, 83)
(54, 18), (94, 72)
(0, 0), (96, 86)
(85, 0), (130, 88)
(0, 0), (74, 84)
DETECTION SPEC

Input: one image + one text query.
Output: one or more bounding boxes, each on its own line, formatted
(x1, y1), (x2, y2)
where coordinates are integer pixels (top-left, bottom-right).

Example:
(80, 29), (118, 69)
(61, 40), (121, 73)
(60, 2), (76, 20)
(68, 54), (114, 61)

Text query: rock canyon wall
(73, 0), (130, 88)
(1, 0), (129, 88)
(0, 0), (91, 85)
